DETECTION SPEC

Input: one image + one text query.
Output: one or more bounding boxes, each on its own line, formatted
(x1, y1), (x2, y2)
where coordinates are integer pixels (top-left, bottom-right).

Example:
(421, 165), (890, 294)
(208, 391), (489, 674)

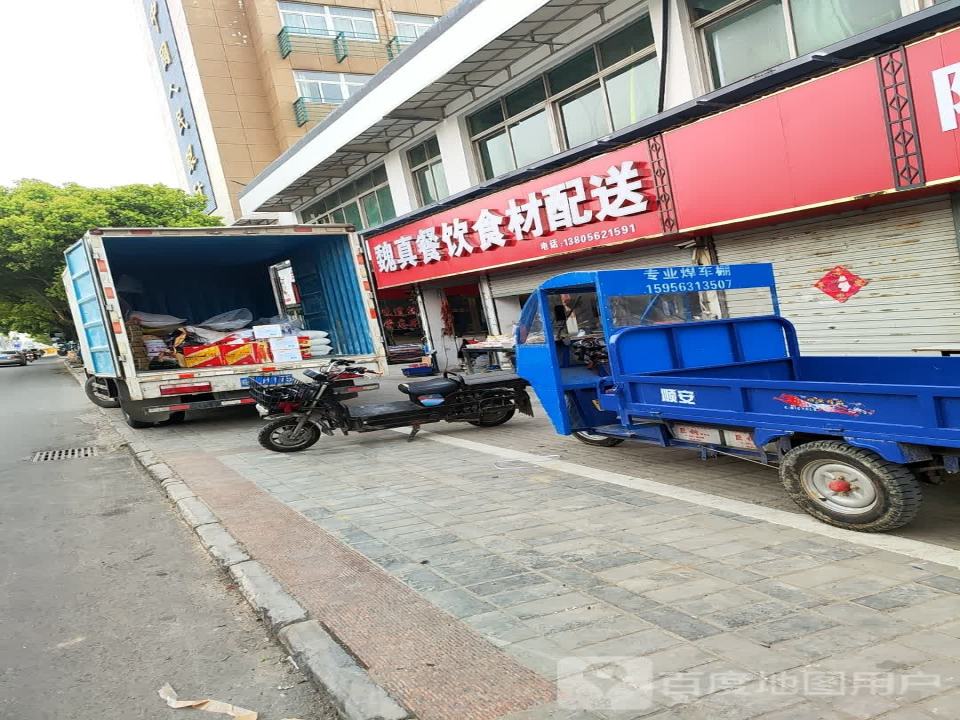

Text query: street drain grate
(32, 447), (98, 463)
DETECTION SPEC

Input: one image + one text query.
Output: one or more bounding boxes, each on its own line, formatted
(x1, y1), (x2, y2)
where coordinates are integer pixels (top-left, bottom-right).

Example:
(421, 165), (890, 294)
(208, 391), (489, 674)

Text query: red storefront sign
(369, 148), (663, 287)
(368, 24), (960, 289)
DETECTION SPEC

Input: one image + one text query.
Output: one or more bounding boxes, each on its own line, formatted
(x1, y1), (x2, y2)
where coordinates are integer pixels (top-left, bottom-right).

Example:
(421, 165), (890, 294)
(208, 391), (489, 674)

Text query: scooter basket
(248, 379), (318, 413)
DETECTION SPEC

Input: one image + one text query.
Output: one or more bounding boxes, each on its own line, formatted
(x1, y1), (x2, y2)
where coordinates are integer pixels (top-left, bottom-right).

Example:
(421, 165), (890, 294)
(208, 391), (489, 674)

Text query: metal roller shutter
(715, 199), (960, 355)
(488, 242), (693, 298)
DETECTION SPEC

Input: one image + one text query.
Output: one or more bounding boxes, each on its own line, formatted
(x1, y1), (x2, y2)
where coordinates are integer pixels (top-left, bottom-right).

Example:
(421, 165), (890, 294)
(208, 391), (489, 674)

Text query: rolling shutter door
(715, 199), (960, 355)
(488, 242), (693, 298)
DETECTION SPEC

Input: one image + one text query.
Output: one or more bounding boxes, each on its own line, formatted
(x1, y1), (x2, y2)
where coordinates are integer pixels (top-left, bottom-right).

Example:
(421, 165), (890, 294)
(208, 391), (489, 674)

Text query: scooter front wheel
(258, 417), (321, 452)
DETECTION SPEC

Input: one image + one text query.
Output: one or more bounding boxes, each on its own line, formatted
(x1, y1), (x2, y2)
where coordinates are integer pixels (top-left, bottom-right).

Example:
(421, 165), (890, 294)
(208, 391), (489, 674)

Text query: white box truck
(63, 225), (387, 428)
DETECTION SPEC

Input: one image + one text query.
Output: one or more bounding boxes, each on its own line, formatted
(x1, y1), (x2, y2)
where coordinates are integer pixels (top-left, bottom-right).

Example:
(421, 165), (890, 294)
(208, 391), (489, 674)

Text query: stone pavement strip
(110, 406), (960, 720)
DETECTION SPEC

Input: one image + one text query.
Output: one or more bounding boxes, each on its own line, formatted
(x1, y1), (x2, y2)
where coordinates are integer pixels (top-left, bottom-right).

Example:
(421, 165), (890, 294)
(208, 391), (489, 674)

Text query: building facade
(237, 0), (960, 367)
(139, 0), (458, 223)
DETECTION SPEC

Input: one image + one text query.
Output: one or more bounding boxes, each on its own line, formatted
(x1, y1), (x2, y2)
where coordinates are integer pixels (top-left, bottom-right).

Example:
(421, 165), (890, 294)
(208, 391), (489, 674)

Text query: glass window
(341, 201), (363, 228)
(294, 71), (369, 103)
(559, 84), (610, 148)
(376, 186), (395, 221)
(547, 50), (599, 94)
(505, 79), (547, 116)
(279, 3), (377, 39)
(510, 111), (553, 167)
(408, 136), (448, 207)
(599, 17), (655, 68)
(608, 288), (773, 327)
(791, 0), (901, 55)
(688, 0), (741, 20)
(606, 57), (659, 130)
(360, 192), (382, 227)
(303, 166), (394, 229)
(478, 130), (515, 179)
(393, 12), (437, 40)
(468, 102), (504, 136)
(704, 0), (790, 86)
(517, 296), (545, 344)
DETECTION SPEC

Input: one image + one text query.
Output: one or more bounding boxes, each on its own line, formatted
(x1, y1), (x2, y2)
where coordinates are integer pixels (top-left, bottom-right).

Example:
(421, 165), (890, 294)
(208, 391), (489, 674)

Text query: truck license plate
(242, 374), (295, 388)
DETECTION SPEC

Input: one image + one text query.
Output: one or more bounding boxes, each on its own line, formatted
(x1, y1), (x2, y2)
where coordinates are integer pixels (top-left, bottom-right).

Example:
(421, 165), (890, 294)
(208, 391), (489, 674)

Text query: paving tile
(421, 587), (496, 619)
(705, 600), (795, 630)
(467, 573), (554, 597)
(673, 588), (772, 617)
(576, 552), (654, 573)
(673, 680), (806, 720)
(650, 660), (756, 707)
(696, 632), (806, 674)
(587, 586), (663, 614)
(918, 575), (960, 595)
(888, 596), (960, 628)
(576, 628), (682, 657)
(508, 592), (599, 621)
(898, 632), (960, 660)
(748, 579), (829, 608)
(540, 565), (607, 590)
(547, 614), (654, 651)
(854, 584), (946, 611)
(486, 582), (571, 609)
(636, 607), (723, 641)
(523, 604), (622, 635)
(597, 561), (673, 583)
(740, 612), (839, 645)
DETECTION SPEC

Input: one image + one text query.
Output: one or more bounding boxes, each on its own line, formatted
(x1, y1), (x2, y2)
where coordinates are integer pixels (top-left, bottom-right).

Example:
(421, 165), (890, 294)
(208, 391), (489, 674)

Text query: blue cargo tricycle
(515, 262), (959, 532)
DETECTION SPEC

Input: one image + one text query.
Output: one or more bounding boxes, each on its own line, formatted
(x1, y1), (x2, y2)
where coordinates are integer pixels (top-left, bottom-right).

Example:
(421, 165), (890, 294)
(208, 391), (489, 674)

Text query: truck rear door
(64, 240), (119, 377)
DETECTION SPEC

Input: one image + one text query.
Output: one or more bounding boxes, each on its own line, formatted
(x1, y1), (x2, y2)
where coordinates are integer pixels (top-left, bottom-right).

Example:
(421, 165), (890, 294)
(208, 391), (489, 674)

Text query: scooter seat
(398, 376), (461, 397)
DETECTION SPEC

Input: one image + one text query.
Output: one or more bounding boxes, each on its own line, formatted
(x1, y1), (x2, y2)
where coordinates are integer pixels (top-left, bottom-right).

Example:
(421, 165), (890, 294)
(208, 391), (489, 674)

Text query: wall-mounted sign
(367, 146), (662, 288)
(142, 0), (216, 214)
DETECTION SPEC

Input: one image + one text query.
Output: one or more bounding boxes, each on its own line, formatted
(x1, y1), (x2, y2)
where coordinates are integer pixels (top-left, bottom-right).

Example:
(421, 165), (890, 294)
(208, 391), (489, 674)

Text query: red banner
(367, 24), (960, 289)
(368, 146), (663, 288)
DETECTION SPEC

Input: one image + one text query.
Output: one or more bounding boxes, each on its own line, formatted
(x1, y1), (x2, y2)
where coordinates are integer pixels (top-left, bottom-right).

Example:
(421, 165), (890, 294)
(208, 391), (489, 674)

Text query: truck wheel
(469, 408), (515, 427)
(258, 417), (321, 452)
(121, 406), (154, 429)
(780, 440), (922, 532)
(84, 376), (120, 408)
(573, 430), (625, 447)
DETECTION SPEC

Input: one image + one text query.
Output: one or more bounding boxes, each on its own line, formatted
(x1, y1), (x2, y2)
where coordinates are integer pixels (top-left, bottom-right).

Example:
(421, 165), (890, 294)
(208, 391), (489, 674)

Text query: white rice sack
(130, 311), (187, 327)
(199, 308), (253, 331)
(309, 338), (332, 348)
(300, 330), (329, 340)
(308, 345), (333, 356)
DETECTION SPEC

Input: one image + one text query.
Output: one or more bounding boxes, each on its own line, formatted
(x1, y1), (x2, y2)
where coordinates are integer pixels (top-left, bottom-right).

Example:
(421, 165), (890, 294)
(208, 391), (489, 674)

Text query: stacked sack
(299, 330), (333, 358)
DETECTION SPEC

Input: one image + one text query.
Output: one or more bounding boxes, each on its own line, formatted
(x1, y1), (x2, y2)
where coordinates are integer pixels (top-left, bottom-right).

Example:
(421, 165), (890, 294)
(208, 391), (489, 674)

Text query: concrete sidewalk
(108, 400), (960, 720)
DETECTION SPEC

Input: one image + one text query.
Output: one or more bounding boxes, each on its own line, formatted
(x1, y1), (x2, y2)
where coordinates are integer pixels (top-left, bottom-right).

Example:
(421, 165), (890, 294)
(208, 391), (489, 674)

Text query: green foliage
(0, 180), (222, 335)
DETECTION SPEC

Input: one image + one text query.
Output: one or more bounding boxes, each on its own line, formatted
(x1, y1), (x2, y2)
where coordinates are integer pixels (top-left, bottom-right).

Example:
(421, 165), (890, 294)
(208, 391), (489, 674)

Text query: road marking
(403, 429), (960, 569)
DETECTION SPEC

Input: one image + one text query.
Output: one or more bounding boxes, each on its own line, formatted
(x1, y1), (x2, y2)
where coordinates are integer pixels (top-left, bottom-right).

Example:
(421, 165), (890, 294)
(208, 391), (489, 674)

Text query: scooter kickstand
(407, 425), (421, 442)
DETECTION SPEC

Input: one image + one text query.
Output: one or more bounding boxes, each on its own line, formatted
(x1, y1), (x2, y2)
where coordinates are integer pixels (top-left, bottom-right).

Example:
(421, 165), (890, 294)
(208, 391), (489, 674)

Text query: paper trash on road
(157, 684), (305, 720)
(158, 683), (258, 720)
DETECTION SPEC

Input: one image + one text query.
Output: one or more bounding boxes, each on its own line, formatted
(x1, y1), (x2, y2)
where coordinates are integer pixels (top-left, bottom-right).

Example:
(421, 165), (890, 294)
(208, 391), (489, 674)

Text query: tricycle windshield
(517, 293), (545, 344)
(608, 286), (775, 328)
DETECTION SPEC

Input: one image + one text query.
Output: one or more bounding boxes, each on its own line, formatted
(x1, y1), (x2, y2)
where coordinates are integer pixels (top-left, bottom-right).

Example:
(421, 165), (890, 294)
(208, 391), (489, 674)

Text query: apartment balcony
(278, 26), (393, 63)
(293, 97), (339, 127)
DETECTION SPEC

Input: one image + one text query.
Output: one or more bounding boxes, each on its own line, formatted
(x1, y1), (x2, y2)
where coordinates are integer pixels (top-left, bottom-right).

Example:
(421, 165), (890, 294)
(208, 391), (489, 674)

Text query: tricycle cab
(515, 262), (787, 447)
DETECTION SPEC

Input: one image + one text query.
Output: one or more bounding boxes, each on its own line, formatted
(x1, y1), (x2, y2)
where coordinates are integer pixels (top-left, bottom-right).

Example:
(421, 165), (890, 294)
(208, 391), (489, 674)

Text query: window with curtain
(690, 0), (904, 88)
(466, 15), (658, 180)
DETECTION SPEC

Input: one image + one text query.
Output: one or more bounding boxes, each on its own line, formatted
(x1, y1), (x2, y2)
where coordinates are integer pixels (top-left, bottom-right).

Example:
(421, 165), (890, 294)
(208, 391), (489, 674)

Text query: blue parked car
(515, 263), (957, 532)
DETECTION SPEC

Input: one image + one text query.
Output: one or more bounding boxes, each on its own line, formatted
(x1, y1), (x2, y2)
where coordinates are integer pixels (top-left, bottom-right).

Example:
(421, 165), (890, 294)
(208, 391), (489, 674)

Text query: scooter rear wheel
(468, 407), (515, 427)
(258, 417), (321, 452)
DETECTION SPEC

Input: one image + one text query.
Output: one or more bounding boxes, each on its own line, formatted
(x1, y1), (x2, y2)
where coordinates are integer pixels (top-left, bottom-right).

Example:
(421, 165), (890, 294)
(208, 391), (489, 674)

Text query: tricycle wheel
(572, 430), (625, 447)
(469, 407), (515, 427)
(258, 417), (321, 452)
(780, 440), (922, 532)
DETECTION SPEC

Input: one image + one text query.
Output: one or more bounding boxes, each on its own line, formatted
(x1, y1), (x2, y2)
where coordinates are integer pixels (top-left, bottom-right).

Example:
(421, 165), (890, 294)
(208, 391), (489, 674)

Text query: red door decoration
(814, 265), (869, 303)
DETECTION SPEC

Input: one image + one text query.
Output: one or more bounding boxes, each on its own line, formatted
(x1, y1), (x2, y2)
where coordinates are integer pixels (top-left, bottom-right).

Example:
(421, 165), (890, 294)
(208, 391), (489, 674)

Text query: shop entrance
(377, 286), (425, 364)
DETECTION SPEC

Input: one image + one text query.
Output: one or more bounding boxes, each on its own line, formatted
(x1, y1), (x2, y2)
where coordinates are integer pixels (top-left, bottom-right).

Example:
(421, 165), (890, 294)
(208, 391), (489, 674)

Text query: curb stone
(280, 621), (413, 720)
(146, 462), (175, 483)
(229, 560), (308, 631)
(163, 481), (196, 502)
(176, 496), (219, 529)
(67, 363), (413, 720)
(196, 523), (251, 568)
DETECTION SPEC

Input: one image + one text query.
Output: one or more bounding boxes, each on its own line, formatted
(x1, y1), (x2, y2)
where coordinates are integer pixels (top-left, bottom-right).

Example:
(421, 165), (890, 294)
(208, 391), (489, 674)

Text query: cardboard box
(220, 341), (268, 366)
(181, 344), (224, 368)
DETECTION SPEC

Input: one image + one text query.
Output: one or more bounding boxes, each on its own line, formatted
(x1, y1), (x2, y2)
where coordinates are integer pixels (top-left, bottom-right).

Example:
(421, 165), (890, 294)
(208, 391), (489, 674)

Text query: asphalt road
(0, 359), (334, 720)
